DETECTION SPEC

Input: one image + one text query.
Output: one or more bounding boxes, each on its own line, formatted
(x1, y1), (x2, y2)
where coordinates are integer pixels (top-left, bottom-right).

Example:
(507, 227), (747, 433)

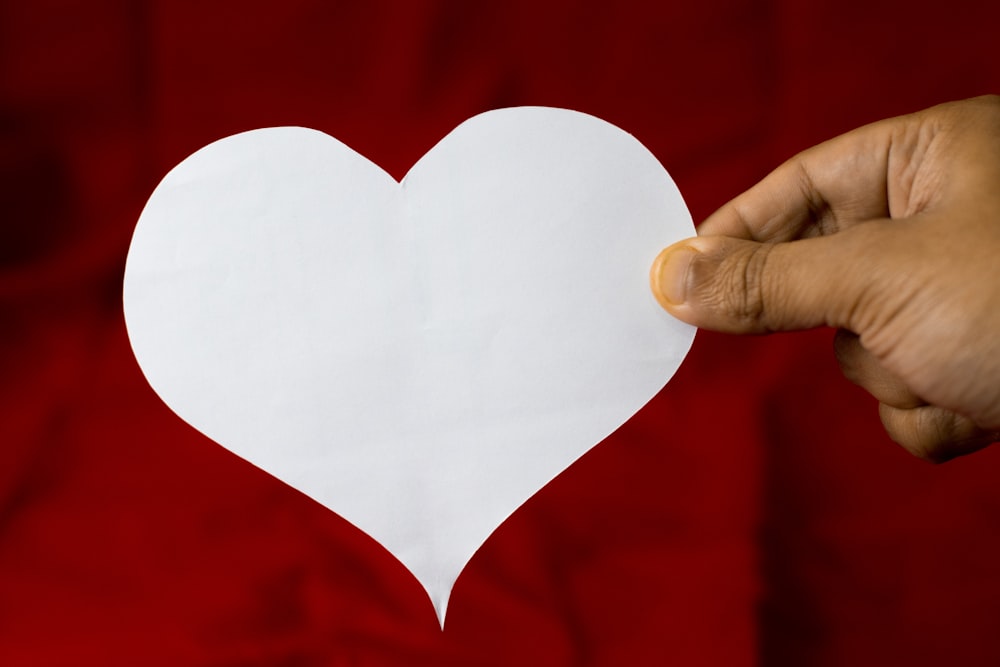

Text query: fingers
(879, 403), (999, 463)
(832, 329), (998, 462)
(832, 329), (924, 408)
(698, 116), (901, 242)
(650, 225), (887, 334)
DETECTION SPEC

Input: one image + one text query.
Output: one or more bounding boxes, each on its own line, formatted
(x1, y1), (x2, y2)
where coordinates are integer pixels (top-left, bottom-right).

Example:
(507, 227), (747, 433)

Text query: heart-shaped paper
(124, 107), (695, 625)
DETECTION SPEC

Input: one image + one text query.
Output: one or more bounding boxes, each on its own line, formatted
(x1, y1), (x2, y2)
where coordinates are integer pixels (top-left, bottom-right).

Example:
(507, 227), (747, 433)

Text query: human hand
(651, 95), (1000, 462)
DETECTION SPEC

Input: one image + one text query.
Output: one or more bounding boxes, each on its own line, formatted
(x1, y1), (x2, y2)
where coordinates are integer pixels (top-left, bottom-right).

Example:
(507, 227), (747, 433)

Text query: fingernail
(651, 243), (697, 308)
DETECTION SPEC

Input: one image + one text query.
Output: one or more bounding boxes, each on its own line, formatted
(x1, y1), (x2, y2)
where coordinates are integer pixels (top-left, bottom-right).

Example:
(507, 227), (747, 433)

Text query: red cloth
(2, 2), (999, 665)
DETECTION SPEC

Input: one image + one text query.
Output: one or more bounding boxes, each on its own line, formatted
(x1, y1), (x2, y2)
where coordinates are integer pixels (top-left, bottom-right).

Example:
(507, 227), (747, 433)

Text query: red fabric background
(2, 1), (999, 665)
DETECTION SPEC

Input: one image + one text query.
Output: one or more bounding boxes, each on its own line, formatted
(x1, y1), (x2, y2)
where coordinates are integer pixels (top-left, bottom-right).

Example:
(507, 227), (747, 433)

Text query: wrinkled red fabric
(2, 2), (999, 665)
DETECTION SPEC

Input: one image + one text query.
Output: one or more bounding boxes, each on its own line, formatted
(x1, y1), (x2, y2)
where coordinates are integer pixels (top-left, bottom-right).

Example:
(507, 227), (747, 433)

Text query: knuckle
(716, 242), (776, 330)
(973, 93), (1000, 111)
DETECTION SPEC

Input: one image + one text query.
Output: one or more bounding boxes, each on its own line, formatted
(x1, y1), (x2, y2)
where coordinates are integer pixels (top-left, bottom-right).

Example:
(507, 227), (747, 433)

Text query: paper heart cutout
(123, 107), (695, 626)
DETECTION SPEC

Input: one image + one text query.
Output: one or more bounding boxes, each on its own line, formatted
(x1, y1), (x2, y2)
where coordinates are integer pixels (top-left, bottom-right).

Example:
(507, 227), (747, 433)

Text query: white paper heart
(123, 107), (695, 626)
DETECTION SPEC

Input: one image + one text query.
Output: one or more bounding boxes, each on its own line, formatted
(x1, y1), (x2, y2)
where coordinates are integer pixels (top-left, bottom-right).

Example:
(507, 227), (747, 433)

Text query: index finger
(699, 114), (905, 242)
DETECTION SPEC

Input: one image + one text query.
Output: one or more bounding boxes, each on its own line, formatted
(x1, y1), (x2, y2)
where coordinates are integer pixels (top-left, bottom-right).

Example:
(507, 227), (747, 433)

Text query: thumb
(650, 227), (883, 334)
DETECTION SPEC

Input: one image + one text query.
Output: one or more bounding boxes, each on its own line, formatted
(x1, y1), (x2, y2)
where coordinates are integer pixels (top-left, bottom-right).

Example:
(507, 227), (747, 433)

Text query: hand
(650, 95), (1000, 463)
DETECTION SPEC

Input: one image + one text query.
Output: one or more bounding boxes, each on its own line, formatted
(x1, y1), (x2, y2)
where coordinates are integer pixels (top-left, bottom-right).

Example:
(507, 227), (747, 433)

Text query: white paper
(123, 107), (695, 627)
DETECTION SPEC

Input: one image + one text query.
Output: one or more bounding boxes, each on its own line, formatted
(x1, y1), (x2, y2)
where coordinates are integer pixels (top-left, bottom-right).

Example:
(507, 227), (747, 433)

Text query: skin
(650, 95), (1000, 463)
